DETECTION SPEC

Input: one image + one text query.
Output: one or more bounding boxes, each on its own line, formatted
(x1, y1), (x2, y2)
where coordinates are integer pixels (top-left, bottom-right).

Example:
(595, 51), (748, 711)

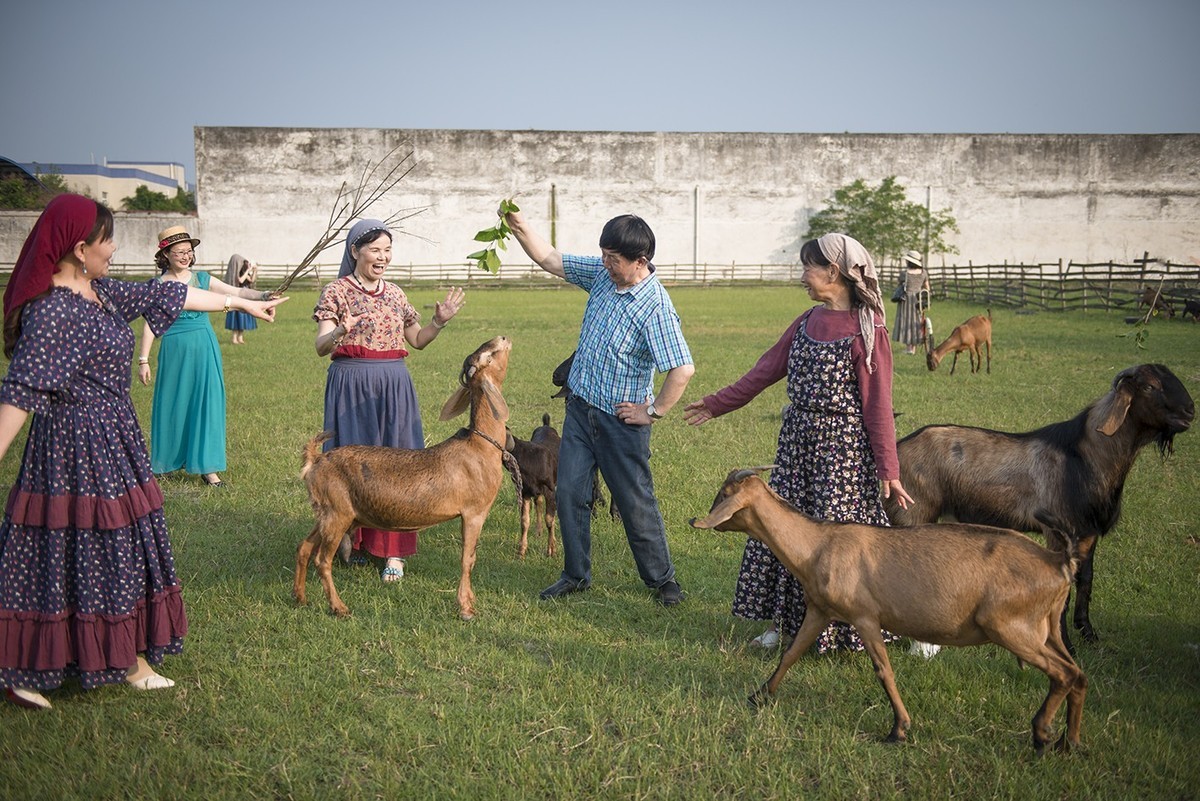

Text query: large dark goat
(294, 336), (514, 621)
(884, 363), (1194, 650)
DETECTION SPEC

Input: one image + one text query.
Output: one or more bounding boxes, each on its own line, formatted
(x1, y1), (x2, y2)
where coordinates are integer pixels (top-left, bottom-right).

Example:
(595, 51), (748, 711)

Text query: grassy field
(0, 284), (1197, 800)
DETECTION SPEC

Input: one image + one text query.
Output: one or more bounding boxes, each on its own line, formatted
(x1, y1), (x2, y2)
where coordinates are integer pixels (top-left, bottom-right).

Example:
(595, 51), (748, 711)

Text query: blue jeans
(555, 395), (677, 589)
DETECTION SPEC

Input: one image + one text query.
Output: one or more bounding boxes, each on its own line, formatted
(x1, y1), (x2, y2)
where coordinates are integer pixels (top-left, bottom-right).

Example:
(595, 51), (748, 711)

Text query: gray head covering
(903, 249), (923, 268)
(816, 233), (886, 372)
(225, 253), (248, 285)
(339, 219), (391, 278)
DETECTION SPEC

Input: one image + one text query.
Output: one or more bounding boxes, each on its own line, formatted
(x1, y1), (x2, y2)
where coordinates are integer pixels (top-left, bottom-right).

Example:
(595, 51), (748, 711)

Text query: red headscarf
(3, 194), (98, 319)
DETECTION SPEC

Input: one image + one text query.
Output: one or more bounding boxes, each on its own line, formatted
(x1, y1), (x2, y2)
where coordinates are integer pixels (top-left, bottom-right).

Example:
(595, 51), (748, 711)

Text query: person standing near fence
(892, 249), (930, 355)
(505, 207), (695, 607)
(224, 254), (259, 345)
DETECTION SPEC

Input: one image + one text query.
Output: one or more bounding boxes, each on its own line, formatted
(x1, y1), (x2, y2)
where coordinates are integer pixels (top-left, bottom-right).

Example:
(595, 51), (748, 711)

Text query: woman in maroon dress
(0, 195), (285, 709)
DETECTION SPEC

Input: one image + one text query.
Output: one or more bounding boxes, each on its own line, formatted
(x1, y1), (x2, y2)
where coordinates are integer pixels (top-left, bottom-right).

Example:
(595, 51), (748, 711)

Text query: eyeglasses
(170, 250), (194, 259)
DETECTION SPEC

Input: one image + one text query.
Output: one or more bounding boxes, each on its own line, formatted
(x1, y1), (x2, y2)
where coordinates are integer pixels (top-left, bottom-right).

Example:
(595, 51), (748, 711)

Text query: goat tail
(542, 412), (551, 426)
(300, 431), (335, 479)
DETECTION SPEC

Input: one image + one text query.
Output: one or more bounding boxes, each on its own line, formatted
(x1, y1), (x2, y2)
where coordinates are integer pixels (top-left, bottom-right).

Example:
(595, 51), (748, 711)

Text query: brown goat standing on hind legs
(294, 336), (516, 621)
(926, 309), (992, 374)
(690, 468), (1087, 755)
(885, 363), (1194, 654)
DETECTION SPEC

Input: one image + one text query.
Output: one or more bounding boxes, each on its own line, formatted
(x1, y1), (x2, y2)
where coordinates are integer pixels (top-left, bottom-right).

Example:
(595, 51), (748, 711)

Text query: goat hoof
(747, 686), (775, 710)
(460, 610), (476, 622)
(331, 605), (351, 618)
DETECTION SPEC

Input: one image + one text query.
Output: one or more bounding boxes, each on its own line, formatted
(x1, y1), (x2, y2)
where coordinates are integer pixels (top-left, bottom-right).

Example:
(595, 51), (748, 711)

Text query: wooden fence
(55, 257), (1200, 314)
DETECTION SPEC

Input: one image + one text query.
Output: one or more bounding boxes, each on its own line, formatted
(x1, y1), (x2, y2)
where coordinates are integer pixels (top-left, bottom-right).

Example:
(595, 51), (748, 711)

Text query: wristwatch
(647, 403), (663, 420)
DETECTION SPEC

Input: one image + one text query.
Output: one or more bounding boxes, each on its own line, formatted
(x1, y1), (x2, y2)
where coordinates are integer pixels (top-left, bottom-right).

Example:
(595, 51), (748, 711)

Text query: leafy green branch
(467, 199), (520, 274)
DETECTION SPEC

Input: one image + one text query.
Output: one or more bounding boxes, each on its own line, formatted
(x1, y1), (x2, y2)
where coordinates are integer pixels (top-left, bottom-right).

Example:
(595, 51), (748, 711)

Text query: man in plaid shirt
(506, 209), (694, 607)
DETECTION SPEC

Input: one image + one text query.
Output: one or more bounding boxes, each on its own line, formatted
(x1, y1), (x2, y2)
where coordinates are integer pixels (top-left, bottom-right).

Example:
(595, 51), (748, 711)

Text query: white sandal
(382, 558), (405, 583)
(5, 687), (52, 709)
(750, 628), (781, 649)
(126, 656), (176, 690)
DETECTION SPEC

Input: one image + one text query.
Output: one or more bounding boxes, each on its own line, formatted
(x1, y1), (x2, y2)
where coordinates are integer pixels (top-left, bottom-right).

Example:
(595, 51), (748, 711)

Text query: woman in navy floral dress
(684, 234), (913, 653)
(0, 195), (286, 709)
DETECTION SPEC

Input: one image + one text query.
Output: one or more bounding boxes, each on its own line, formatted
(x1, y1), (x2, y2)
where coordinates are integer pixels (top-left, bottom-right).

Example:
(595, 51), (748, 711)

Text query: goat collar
(471, 428), (523, 498)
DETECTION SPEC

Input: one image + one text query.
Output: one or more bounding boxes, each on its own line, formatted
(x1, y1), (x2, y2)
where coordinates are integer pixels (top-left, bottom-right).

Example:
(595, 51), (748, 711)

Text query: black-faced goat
(295, 336), (514, 621)
(885, 363), (1194, 651)
(506, 413), (560, 558)
(691, 468), (1086, 754)
(551, 350), (620, 523)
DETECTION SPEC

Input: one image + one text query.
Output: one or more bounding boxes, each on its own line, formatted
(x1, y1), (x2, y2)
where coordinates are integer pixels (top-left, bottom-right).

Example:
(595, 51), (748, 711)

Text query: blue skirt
(224, 311), (257, 332)
(322, 358), (424, 452)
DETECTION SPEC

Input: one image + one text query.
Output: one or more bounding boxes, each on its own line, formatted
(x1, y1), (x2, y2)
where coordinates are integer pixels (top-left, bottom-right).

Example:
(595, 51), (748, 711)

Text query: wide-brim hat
(156, 225), (200, 256)
(902, 249), (923, 267)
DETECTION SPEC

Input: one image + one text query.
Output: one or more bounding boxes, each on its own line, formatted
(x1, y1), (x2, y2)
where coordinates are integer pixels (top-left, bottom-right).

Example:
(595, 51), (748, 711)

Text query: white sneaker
(750, 628), (781, 649)
(909, 641), (942, 659)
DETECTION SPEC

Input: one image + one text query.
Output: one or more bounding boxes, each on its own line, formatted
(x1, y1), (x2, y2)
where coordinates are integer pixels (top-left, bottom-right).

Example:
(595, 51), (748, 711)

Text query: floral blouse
(313, 277), (419, 360)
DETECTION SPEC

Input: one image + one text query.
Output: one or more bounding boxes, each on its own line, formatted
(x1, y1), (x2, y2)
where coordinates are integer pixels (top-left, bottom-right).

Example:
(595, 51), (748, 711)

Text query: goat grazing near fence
(294, 336), (515, 621)
(506, 413), (560, 558)
(691, 468), (1086, 754)
(926, 310), (992, 374)
(1138, 287), (1175, 319)
(885, 363), (1194, 652)
(1181, 298), (1200, 323)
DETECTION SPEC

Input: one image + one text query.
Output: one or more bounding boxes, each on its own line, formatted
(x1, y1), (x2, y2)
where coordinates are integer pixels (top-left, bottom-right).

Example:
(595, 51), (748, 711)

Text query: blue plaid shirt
(562, 254), (693, 413)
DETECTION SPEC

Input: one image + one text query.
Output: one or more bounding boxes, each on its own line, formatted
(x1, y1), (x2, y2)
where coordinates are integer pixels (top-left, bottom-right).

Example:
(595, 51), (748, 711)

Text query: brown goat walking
(1138, 286), (1175, 319)
(927, 309), (992, 374)
(885, 363), (1194, 652)
(691, 468), (1086, 754)
(294, 336), (514, 621)
(506, 413), (560, 559)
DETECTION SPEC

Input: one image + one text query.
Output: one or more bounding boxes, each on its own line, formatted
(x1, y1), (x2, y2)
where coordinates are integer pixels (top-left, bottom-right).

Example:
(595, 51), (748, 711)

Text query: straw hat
(156, 225), (200, 257)
(902, 249), (923, 267)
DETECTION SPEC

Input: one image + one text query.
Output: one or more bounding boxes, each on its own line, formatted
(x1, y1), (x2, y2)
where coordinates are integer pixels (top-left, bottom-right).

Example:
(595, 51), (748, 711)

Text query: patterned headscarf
(4, 194), (98, 319)
(816, 233), (886, 372)
(339, 219), (391, 278)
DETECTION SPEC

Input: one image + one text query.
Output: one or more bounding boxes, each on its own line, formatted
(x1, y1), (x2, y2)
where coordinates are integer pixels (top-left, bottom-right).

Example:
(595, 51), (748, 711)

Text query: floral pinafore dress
(731, 313), (897, 653)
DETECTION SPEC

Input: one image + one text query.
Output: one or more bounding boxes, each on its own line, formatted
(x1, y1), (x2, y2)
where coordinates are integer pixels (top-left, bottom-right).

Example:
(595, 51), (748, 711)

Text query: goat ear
(1094, 380), (1134, 436)
(689, 503), (735, 530)
(482, 381), (510, 423)
(439, 386), (471, 421)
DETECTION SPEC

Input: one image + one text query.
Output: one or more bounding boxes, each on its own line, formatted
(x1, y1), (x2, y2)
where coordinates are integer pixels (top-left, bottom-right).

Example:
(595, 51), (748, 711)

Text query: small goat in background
(506, 413), (560, 558)
(927, 309), (992, 374)
(691, 468), (1086, 754)
(886, 363), (1194, 652)
(1138, 286), (1175, 319)
(294, 336), (515, 621)
(551, 351), (621, 523)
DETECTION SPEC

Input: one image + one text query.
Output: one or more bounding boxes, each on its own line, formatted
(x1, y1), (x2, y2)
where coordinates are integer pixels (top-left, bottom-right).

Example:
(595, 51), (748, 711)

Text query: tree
(803, 176), (959, 264)
(121, 184), (196, 212)
(0, 171), (69, 210)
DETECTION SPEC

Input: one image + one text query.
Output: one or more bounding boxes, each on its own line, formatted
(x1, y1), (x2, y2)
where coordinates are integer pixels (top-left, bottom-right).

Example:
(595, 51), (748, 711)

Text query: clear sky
(3, 0), (1197, 183)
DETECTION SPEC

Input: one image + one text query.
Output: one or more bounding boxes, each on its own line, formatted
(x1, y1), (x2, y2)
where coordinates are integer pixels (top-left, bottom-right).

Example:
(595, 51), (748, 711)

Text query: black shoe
(539, 577), (589, 600)
(657, 580), (683, 607)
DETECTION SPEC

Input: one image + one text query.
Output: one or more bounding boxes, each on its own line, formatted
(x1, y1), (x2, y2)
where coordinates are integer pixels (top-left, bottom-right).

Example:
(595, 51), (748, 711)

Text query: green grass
(1, 286), (1198, 800)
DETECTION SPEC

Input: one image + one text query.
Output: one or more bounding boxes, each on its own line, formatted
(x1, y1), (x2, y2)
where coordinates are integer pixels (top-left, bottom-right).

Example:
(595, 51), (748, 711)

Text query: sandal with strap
(382, 558), (405, 583)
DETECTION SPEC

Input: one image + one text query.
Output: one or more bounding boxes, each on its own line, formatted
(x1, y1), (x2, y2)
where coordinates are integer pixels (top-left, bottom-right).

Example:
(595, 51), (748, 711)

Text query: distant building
(17, 159), (190, 207)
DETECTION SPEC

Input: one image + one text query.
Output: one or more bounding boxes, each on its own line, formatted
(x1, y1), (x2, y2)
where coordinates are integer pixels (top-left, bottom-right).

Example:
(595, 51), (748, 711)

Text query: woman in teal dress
(137, 226), (274, 487)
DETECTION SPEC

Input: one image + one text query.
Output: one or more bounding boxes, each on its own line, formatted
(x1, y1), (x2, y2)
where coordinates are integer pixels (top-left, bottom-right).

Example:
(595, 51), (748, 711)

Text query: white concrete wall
(4, 129), (1198, 276)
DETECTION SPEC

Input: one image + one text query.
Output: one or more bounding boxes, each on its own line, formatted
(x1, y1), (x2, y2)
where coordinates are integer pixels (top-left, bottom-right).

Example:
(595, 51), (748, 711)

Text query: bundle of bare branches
(274, 145), (427, 294)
